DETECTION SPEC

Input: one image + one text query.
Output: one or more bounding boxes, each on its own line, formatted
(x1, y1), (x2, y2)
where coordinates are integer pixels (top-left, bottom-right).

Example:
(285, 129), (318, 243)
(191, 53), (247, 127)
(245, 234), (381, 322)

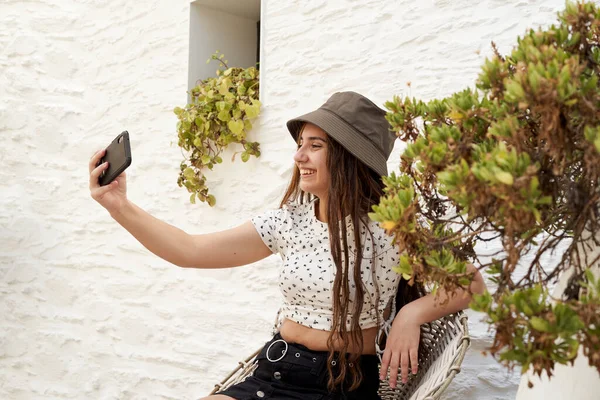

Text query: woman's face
(293, 123), (330, 199)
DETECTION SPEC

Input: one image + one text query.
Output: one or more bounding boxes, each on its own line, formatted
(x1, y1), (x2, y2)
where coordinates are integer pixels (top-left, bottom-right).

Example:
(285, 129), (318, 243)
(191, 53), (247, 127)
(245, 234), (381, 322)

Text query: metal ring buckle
(266, 339), (288, 363)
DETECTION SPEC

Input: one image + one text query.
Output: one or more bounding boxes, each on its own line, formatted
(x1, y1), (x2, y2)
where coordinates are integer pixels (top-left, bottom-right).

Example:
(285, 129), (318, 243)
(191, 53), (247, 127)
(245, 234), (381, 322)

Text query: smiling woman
(294, 124), (330, 213)
(89, 91), (485, 400)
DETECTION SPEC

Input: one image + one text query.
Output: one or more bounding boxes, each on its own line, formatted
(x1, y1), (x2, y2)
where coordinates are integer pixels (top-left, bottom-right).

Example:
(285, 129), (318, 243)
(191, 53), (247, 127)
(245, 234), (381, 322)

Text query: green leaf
(564, 98), (578, 106)
(228, 119), (244, 137)
(470, 291), (493, 312)
(528, 70), (541, 93)
(241, 152), (250, 162)
(183, 167), (195, 179)
(505, 80), (526, 102)
(207, 195), (216, 207)
(194, 117), (205, 130)
(393, 255), (413, 278)
(245, 103), (260, 119)
(218, 78), (232, 96)
(495, 171), (514, 185)
(216, 101), (227, 112)
(218, 109), (231, 122)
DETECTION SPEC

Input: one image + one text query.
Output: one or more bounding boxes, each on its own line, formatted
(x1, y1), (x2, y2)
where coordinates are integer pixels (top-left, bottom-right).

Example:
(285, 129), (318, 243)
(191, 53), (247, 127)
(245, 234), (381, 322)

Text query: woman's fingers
(89, 148), (105, 173)
(92, 180), (118, 199)
(379, 349), (391, 380)
(382, 347), (418, 387)
(89, 162), (109, 189)
(400, 350), (410, 384)
(389, 352), (400, 388)
(410, 347), (419, 375)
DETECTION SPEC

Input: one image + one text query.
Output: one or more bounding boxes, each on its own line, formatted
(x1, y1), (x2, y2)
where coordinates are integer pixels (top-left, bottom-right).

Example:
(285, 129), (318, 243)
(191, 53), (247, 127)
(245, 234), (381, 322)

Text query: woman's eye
(297, 142), (322, 150)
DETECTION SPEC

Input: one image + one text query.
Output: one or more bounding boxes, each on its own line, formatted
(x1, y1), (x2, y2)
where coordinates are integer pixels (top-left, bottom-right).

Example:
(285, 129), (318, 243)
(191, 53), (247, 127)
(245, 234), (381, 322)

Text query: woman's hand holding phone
(89, 148), (128, 215)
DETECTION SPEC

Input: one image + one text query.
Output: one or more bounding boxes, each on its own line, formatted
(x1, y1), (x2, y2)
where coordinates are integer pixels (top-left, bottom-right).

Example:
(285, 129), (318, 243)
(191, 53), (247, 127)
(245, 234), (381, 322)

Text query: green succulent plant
(371, 0), (600, 384)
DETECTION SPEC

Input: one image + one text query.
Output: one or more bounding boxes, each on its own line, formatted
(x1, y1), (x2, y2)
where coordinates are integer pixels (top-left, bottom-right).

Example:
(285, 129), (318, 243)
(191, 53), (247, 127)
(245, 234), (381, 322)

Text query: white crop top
(251, 199), (401, 331)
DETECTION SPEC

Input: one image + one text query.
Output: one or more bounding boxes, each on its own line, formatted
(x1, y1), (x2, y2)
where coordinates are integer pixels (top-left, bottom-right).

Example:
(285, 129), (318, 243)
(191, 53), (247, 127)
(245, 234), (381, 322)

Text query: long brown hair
(280, 124), (423, 391)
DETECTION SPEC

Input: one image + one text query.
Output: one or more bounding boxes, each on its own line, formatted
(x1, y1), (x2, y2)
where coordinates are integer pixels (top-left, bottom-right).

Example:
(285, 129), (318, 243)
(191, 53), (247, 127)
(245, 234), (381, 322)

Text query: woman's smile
(300, 168), (316, 177)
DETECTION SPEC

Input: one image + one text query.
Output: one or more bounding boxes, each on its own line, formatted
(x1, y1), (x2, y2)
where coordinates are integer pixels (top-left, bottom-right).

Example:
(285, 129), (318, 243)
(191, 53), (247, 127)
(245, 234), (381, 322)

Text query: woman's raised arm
(89, 148), (272, 269)
(111, 202), (272, 269)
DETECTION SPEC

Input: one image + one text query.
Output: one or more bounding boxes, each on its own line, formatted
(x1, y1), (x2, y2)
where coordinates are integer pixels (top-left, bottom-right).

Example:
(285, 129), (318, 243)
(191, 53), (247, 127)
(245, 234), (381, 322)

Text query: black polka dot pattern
(251, 199), (401, 331)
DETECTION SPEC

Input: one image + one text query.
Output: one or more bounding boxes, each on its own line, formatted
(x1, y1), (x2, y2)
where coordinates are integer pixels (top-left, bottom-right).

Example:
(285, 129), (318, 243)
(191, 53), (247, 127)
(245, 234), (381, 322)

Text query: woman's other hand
(89, 148), (128, 215)
(379, 308), (421, 389)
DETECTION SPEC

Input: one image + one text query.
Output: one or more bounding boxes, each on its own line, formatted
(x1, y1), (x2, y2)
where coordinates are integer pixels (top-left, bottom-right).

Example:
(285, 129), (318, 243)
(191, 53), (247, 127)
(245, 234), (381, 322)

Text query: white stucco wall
(0, 0), (572, 399)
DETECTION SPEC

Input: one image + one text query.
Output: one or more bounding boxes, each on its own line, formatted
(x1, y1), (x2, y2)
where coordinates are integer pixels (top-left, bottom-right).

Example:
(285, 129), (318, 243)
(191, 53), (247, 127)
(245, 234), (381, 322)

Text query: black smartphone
(98, 131), (132, 186)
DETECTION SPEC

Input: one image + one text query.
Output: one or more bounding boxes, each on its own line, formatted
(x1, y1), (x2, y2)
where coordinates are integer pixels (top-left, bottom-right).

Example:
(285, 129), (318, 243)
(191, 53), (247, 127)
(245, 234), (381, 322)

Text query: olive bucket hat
(286, 91), (396, 177)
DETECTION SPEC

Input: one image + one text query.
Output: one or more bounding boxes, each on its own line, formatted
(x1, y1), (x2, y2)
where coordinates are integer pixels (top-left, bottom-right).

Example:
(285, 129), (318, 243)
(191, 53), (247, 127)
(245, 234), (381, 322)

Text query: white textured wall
(0, 0), (569, 399)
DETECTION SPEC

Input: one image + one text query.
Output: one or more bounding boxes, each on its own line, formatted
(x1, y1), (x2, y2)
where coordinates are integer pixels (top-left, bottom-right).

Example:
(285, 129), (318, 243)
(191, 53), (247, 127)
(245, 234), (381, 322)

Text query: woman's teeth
(300, 169), (316, 176)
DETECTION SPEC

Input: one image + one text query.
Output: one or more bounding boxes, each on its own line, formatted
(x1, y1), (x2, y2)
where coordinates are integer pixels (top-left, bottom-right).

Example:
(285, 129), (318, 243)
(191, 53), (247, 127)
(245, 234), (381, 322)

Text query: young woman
(89, 91), (486, 400)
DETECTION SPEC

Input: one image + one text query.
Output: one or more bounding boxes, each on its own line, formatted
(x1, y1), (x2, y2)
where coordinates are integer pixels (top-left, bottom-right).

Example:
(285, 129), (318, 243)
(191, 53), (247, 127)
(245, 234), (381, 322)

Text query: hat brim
(286, 109), (388, 177)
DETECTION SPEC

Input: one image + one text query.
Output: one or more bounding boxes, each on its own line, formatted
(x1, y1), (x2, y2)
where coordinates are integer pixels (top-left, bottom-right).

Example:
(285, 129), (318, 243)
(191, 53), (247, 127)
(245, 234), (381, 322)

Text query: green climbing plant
(174, 51), (261, 206)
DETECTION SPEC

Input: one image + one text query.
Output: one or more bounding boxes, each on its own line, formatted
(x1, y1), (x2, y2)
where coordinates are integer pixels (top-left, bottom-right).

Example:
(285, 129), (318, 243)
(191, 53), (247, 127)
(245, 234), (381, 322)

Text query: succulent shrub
(371, 1), (600, 383)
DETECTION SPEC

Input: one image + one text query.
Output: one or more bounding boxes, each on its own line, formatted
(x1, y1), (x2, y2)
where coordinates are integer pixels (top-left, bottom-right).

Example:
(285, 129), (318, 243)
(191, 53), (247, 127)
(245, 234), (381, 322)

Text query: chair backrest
(377, 312), (470, 400)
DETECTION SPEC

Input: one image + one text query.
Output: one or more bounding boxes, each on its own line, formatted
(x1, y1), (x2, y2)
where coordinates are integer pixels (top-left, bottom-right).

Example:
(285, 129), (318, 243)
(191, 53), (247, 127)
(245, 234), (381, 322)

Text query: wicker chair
(209, 309), (470, 400)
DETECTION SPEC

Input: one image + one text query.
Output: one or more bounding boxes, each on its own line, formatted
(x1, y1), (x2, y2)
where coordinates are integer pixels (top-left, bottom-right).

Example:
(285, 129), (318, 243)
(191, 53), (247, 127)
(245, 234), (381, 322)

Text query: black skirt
(215, 333), (381, 400)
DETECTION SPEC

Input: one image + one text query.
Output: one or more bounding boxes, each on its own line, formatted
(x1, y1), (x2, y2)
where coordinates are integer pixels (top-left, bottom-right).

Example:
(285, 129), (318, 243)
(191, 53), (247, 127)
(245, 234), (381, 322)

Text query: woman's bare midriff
(279, 318), (378, 355)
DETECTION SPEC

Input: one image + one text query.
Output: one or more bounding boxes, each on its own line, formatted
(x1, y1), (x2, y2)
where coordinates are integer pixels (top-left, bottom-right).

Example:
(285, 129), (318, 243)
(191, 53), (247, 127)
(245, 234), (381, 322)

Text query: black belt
(257, 333), (377, 374)
(257, 333), (331, 375)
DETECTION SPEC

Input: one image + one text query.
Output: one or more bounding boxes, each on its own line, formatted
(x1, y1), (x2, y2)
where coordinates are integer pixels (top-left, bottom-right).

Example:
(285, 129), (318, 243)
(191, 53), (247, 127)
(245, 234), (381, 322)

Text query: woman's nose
(294, 148), (307, 163)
